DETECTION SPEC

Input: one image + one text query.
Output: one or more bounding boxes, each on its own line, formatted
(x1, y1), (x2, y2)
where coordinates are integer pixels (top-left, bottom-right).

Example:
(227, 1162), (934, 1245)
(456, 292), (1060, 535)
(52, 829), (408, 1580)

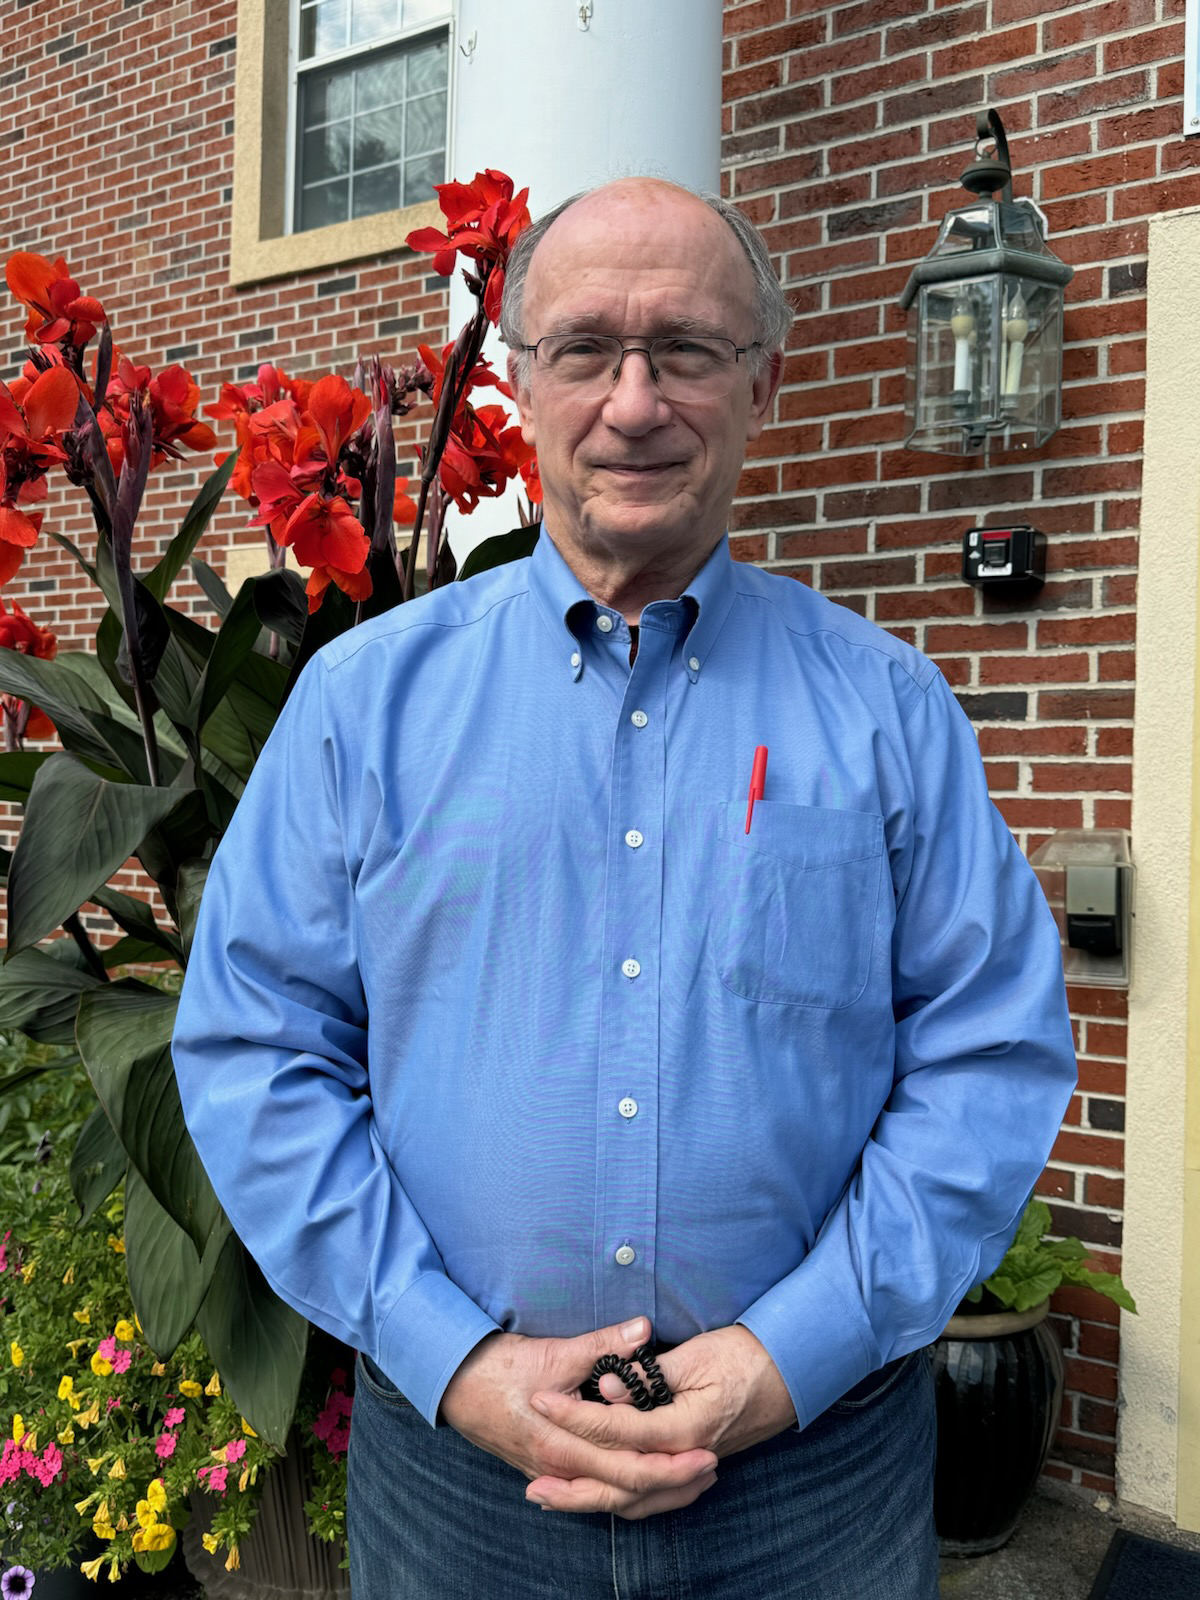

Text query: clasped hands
(437, 1315), (796, 1522)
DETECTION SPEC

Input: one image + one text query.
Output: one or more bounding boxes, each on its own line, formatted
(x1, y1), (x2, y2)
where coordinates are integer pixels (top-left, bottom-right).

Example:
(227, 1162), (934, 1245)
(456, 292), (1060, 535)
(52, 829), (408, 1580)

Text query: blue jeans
(347, 1345), (938, 1599)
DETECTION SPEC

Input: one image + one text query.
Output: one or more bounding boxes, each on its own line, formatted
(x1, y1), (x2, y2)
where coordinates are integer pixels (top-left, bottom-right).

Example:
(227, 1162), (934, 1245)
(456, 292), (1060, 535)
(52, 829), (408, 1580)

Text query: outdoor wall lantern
(898, 109), (1074, 455)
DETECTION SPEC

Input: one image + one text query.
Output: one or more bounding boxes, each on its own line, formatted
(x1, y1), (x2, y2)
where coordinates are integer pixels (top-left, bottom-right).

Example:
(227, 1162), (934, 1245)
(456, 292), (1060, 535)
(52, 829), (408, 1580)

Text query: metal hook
(578, 2), (593, 28)
(460, 29), (477, 61)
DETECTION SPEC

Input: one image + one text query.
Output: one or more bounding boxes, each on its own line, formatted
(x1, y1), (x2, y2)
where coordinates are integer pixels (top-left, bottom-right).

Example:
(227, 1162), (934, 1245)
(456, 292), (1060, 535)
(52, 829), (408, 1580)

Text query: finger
(531, 1388), (699, 1455)
(598, 1371), (638, 1404)
(527, 1443), (717, 1502)
(528, 1467), (719, 1519)
(562, 1316), (652, 1387)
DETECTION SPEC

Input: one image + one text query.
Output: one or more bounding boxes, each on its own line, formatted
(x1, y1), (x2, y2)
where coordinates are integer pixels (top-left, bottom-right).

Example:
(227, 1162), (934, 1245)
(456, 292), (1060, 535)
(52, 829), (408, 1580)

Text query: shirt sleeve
(736, 669), (1077, 1429)
(172, 654), (500, 1426)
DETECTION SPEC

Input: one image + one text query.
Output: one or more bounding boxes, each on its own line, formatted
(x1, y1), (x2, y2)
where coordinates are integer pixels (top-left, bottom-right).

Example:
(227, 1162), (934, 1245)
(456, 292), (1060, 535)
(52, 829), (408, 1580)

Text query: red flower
(407, 169), (531, 325)
(0, 367), (79, 585)
(520, 454), (542, 505)
(4, 253), (105, 350)
(103, 357), (218, 473)
(0, 597), (58, 739)
(290, 374), (371, 490)
(438, 403), (533, 515)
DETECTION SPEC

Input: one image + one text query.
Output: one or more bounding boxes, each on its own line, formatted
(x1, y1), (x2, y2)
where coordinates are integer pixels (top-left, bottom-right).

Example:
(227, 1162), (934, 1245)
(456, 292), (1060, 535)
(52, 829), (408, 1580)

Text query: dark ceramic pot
(932, 1298), (1064, 1556)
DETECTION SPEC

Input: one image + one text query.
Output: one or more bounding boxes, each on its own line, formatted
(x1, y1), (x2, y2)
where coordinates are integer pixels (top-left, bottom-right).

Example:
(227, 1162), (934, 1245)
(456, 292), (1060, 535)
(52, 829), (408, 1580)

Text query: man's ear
(745, 348), (784, 443)
(507, 351), (536, 447)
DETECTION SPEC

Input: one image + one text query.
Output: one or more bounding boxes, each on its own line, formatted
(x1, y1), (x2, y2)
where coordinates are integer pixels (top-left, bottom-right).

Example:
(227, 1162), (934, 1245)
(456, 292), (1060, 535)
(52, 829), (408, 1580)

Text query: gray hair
(499, 182), (794, 385)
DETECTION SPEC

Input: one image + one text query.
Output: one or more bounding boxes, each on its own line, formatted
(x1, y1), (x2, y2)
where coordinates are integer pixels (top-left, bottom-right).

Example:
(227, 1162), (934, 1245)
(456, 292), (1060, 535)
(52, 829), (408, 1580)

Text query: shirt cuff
(377, 1271), (501, 1426)
(737, 1259), (879, 1432)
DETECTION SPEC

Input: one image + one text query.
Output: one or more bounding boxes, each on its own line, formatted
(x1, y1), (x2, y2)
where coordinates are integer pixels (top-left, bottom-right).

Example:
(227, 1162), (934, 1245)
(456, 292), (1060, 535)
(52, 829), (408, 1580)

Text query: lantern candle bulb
(1002, 288), (1029, 402)
(950, 294), (975, 398)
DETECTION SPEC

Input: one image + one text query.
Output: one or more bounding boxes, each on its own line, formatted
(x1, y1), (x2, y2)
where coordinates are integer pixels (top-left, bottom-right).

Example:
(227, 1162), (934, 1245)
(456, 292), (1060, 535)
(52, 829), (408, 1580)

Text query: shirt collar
(527, 527), (739, 684)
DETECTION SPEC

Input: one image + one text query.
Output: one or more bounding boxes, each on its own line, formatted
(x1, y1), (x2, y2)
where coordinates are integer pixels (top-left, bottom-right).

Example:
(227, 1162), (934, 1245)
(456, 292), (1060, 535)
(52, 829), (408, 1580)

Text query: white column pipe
(442, 0), (725, 561)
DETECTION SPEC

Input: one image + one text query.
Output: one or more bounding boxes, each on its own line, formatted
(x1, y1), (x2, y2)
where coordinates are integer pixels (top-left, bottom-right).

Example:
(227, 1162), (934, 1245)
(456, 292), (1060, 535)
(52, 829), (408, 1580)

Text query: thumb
(568, 1315), (651, 1378)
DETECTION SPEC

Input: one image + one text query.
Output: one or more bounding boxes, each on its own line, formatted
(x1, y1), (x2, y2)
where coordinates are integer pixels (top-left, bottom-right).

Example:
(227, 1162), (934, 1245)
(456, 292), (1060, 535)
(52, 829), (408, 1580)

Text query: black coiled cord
(581, 1344), (673, 1411)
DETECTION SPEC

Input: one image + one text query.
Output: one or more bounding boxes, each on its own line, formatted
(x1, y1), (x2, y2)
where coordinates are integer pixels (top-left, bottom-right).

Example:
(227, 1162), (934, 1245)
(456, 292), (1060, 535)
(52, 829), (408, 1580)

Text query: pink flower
(111, 1350), (131, 1375)
(329, 1367), (347, 1388)
(0, 1230), (9, 1273)
(197, 1464), (228, 1495)
(224, 1438), (246, 1463)
(163, 1407), (185, 1428)
(313, 1390), (354, 1456)
(0, 1439), (20, 1486)
(154, 1432), (177, 1460)
(96, 1337), (117, 1363)
(32, 1442), (62, 1486)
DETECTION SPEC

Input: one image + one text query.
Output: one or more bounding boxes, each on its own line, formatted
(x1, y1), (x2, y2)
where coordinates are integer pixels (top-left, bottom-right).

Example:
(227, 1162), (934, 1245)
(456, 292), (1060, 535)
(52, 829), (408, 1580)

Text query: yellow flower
(58, 1375), (80, 1404)
(201, 1533), (219, 1555)
(113, 1320), (135, 1342)
(12, 1414), (24, 1444)
(107, 1457), (126, 1480)
(62, 1264), (75, 1285)
(75, 1400), (101, 1429)
(132, 1523), (175, 1554)
(58, 1424), (76, 1446)
(21, 1433), (37, 1454)
(73, 1308), (91, 1326)
(135, 1498), (158, 1530)
(241, 1418), (257, 1438)
(80, 1555), (104, 1581)
(238, 1465), (251, 1494)
(91, 1351), (113, 1378)
(150, 1361), (166, 1377)
(205, 1370), (221, 1397)
(225, 1545), (241, 1573)
(93, 1515), (116, 1541)
(107, 1234), (125, 1255)
(66, 1338), (88, 1357)
(134, 1314), (142, 1333)
(75, 1493), (99, 1516)
(179, 1379), (202, 1398)
(86, 1456), (107, 1477)
(146, 1478), (168, 1514)
(107, 1559), (121, 1583)
(10, 1341), (24, 1367)
(19, 1261), (34, 1284)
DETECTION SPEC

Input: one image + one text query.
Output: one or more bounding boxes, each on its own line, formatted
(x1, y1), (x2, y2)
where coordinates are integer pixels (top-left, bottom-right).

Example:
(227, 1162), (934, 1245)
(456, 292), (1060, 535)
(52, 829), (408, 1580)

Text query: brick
(1039, 690), (1134, 720)
(977, 725), (1087, 755)
(1035, 1167), (1076, 1200)
(1085, 1174), (1125, 1211)
(734, 18), (826, 66)
(1038, 70), (1150, 126)
(956, 692), (1030, 723)
(1044, 0), (1157, 49)
(1104, 21), (1185, 72)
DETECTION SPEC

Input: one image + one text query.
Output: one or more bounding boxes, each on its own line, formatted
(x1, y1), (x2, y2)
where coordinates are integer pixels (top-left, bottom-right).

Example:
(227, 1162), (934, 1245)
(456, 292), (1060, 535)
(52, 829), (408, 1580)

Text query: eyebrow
(549, 314), (732, 338)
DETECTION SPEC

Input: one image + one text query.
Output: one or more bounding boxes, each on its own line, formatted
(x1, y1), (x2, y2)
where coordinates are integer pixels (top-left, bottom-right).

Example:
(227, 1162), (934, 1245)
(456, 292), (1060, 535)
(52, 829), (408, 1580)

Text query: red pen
(744, 745), (769, 833)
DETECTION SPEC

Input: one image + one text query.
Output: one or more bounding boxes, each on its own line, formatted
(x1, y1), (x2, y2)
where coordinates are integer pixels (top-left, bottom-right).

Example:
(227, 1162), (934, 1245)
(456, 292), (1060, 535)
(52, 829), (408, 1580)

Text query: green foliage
(962, 1198), (1137, 1316)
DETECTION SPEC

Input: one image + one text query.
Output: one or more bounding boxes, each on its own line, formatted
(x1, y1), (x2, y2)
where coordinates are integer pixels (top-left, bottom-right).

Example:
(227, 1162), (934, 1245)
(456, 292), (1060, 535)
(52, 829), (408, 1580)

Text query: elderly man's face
(508, 183), (780, 583)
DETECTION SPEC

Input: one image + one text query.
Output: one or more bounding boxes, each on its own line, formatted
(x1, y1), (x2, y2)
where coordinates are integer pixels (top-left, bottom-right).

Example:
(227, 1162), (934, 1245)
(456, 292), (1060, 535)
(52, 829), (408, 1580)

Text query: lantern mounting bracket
(960, 110), (1014, 204)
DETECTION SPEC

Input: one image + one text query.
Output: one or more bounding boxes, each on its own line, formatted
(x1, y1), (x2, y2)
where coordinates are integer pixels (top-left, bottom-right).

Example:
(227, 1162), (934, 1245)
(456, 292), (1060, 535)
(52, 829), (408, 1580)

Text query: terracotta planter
(932, 1298), (1064, 1556)
(181, 1436), (349, 1600)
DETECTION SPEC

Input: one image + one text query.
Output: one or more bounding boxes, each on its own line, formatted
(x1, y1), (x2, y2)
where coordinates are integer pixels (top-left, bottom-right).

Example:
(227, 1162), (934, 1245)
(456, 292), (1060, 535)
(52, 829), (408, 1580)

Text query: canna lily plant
(0, 169), (538, 1575)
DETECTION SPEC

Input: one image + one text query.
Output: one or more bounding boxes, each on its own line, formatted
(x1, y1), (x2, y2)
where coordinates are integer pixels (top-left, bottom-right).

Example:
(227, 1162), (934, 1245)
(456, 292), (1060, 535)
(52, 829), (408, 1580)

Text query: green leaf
(146, 453), (238, 602)
(134, 1541), (178, 1576)
(1058, 1259), (1138, 1314)
(984, 1245), (1063, 1313)
(251, 567), (308, 647)
(1013, 1198), (1051, 1251)
(457, 525), (540, 581)
(103, 935), (177, 968)
(283, 582), (355, 707)
(191, 556), (235, 621)
(6, 753), (189, 958)
(125, 1164), (230, 1356)
(0, 751), (55, 804)
(176, 860), (210, 961)
(76, 981), (223, 1256)
(196, 1231), (308, 1450)
(44, 524), (98, 583)
(91, 884), (183, 963)
(0, 943), (102, 1043)
(1043, 1236), (1088, 1263)
(70, 1103), (127, 1226)
(194, 579), (267, 733)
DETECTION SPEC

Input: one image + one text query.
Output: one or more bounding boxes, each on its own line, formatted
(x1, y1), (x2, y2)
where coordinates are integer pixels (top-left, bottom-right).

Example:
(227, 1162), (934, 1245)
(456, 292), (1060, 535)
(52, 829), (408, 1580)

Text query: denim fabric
(346, 1347), (938, 1599)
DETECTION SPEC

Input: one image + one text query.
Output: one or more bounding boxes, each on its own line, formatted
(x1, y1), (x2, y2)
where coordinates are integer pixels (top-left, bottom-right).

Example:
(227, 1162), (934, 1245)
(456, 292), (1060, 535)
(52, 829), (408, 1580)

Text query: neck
(545, 528), (721, 626)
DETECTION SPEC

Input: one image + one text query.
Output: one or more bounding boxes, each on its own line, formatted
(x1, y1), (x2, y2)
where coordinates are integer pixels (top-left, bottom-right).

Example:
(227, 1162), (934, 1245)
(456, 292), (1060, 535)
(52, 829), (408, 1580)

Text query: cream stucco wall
(1123, 204), (1200, 1523)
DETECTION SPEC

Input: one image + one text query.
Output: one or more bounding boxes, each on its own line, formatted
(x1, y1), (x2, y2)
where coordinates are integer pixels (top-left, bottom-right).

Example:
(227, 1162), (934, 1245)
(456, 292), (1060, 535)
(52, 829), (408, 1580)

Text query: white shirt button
(596, 614), (614, 633)
(570, 651), (581, 668)
(631, 710), (648, 728)
(615, 1245), (636, 1267)
(621, 958), (641, 979)
(689, 656), (700, 672)
(625, 829), (643, 849)
(618, 1097), (638, 1119)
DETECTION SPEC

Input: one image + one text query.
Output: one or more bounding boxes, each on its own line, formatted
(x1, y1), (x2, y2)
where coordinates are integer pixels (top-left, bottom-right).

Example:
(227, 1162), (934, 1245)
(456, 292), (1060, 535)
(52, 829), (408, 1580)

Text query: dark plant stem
(111, 399), (161, 787)
(63, 913), (110, 983)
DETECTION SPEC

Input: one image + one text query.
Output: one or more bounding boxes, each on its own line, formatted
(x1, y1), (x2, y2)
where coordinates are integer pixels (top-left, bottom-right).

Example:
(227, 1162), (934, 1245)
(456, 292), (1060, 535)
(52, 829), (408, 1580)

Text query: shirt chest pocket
(713, 800), (885, 1009)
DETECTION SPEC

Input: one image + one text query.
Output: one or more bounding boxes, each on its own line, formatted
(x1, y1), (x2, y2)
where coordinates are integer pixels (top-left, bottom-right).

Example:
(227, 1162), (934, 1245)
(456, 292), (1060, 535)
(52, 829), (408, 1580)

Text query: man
(173, 179), (1076, 1598)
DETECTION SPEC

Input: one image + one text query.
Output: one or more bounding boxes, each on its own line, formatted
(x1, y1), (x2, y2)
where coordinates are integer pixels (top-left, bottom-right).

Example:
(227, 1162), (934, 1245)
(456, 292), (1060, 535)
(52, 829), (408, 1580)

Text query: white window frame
(1187, 0), (1200, 136)
(284, 0), (453, 236)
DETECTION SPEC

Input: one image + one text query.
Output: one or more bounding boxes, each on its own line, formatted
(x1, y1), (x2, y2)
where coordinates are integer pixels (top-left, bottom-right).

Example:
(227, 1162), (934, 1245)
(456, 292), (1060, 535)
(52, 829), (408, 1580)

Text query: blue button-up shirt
(173, 531), (1076, 1432)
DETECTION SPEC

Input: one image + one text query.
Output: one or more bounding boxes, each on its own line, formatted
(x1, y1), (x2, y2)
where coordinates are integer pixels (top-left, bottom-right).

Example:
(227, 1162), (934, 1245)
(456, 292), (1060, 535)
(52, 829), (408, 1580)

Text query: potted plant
(0, 169), (538, 1586)
(933, 1196), (1136, 1555)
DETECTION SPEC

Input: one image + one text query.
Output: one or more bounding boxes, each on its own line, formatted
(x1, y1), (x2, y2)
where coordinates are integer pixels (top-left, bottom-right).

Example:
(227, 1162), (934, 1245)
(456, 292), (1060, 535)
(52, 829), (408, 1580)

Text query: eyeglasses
(521, 333), (760, 402)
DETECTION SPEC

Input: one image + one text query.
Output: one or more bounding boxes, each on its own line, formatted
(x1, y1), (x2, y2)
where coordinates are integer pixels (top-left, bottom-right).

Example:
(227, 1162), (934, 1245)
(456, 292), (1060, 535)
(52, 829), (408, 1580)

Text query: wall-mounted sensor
(962, 524), (1046, 592)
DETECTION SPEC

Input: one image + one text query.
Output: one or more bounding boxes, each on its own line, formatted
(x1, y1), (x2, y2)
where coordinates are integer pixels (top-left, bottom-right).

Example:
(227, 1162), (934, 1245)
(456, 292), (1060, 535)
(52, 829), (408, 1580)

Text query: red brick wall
(719, 0), (1178, 1491)
(1, 0), (1183, 1496)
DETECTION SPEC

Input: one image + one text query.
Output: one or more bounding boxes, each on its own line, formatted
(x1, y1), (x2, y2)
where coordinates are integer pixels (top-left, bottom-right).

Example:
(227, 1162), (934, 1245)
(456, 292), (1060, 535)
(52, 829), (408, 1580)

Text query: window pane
(300, 0), (348, 59)
(300, 179), (350, 230)
(355, 55), (406, 113)
(405, 94), (443, 157)
(353, 165), (401, 219)
(407, 35), (447, 95)
(402, 0), (451, 25)
(354, 107), (404, 171)
(303, 65), (353, 124)
(403, 151), (442, 208)
(302, 121), (352, 184)
(351, 0), (400, 45)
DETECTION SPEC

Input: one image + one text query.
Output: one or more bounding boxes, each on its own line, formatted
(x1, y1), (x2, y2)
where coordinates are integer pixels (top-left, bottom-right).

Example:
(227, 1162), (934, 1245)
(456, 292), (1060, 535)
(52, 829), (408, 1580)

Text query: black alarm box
(962, 525), (1046, 590)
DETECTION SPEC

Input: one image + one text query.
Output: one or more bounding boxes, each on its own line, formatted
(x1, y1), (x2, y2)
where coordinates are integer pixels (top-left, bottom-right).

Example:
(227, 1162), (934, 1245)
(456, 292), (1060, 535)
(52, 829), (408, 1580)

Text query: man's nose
(602, 347), (672, 430)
